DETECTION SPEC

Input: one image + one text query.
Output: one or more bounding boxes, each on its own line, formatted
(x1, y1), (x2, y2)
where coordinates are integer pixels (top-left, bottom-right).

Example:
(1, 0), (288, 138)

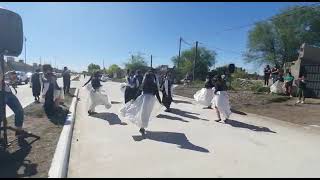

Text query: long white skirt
(212, 91), (232, 120)
(119, 93), (163, 128)
(86, 84), (112, 111)
(194, 88), (214, 106)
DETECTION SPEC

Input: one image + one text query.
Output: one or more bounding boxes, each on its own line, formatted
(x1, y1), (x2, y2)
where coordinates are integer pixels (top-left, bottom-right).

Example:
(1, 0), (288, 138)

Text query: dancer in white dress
(212, 75), (232, 123)
(120, 70), (162, 136)
(82, 71), (111, 115)
(194, 75), (214, 108)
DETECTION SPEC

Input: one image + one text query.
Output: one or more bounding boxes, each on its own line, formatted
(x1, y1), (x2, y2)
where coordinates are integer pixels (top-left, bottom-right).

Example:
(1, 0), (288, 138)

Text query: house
(287, 43), (320, 98)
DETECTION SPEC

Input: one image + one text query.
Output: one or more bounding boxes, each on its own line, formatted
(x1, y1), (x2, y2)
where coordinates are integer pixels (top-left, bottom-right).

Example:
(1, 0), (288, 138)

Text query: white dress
(211, 91), (232, 120)
(86, 83), (112, 111)
(194, 88), (214, 106)
(119, 92), (163, 128)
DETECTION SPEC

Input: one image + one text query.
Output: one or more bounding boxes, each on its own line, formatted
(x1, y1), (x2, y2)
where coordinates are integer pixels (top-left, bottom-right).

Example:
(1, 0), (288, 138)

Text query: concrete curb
(48, 88), (80, 178)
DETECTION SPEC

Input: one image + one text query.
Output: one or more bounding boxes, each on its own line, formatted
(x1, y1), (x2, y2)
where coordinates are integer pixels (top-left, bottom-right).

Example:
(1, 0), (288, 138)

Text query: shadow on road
(0, 139), (38, 178)
(230, 109), (247, 116)
(170, 108), (209, 121)
(173, 99), (193, 105)
(223, 119), (276, 133)
(111, 101), (121, 104)
(91, 112), (127, 126)
(132, 131), (210, 153)
(156, 114), (189, 123)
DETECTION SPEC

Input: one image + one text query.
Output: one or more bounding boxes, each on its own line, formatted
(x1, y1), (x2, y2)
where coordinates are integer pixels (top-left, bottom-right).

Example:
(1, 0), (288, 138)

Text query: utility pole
(193, 41), (198, 81)
(178, 37), (182, 68)
(150, 54), (153, 68)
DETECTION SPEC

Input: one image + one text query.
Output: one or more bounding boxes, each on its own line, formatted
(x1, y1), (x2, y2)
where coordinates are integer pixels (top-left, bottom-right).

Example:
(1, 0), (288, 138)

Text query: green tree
(124, 53), (149, 73)
(244, 5), (320, 67)
(172, 46), (217, 81)
(87, 63), (101, 74)
(107, 64), (122, 78)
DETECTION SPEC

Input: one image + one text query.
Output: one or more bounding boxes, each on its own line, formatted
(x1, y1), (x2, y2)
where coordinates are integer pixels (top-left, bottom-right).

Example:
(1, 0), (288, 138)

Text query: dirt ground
(174, 85), (320, 127)
(0, 88), (76, 178)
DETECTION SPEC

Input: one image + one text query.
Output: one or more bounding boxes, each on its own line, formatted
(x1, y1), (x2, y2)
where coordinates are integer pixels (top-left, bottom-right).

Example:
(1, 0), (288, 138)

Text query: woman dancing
(212, 75), (232, 123)
(120, 70), (162, 136)
(83, 71), (112, 115)
(194, 75), (214, 108)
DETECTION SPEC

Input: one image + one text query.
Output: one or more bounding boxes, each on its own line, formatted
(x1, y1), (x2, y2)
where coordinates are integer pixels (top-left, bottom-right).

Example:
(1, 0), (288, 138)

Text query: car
(15, 71), (29, 85)
(101, 74), (110, 82)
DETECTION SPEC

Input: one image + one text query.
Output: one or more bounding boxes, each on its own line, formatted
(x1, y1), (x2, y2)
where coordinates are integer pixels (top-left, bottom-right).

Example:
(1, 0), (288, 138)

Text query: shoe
(301, 101), (305, 104)
(296, 100), (301, 104)
(165, 109), (171, 112)
(224, 119), (229, 123)
(215, 119), (222, 122)
(290, 95), (293, 98)
(139, 128), (146, 136)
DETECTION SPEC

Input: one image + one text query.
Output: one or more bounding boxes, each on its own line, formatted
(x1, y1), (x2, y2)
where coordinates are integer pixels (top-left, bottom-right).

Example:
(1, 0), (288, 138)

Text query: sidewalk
(68, 81), (320, 178)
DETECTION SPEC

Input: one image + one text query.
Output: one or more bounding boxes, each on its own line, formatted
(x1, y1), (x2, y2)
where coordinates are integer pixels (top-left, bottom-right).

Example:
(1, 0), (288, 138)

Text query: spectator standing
(264, 65), (271, 86)
(62, 67), (71, 95)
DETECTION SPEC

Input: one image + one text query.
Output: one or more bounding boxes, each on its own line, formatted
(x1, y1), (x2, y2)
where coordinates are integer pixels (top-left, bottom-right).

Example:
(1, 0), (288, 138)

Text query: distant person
(42, 64), (56, 116)
(264, 65), (271, 86)
(212, 75), (232, 123)
(62, 67), (71, 95)
(296, 75), (307, 104)
(160, 72), (173, 112)
(284, 72), (294, 98)
(31, 69), (42, 103)
(82, 71), (111, 115)
(0, 71), (27, 137)
(124, 70), (136, 103)
(120, 70), (162, 136)
(133, 69), (144, 99)
(271, 66), (279, 84)
(52, 74), (64, 106)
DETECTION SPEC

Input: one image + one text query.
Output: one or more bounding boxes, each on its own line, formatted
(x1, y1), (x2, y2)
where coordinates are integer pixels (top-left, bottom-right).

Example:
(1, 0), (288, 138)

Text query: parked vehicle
(16, 71), (29, 85)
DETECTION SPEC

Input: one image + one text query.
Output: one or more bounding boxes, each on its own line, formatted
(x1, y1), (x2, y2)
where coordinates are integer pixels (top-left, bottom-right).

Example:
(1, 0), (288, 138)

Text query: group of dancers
(82, 68), (173, 136)
(82, 69), (230, 136)
(194, 74), (232, 122)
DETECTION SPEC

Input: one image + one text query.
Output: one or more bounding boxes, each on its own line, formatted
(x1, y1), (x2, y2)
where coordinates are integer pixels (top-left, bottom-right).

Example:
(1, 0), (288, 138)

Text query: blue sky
(0, 2), (311, 74)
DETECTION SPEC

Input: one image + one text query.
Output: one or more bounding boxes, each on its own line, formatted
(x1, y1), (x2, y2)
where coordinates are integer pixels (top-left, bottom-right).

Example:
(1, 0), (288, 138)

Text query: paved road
(68, 79), (320, 178)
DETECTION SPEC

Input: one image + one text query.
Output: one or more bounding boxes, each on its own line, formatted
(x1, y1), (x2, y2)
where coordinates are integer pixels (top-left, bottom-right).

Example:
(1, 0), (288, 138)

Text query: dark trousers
(297, 88), (305, 101)
(264, 75), (270, 86)
(63, 79), (70, 94)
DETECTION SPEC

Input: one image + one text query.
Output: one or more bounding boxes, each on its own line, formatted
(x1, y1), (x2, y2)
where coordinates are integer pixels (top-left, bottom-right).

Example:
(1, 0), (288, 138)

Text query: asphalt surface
(67, 78), (320, 178)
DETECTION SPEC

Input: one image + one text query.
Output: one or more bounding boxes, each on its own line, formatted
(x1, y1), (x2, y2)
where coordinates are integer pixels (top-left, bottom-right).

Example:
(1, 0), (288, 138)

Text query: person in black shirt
(83, 71), (111, 115)
(31, 69), (42, 103)
(160, 71), (173, 112)
(212, 75), (232, 123)
(120, 70), (162, 136)
(133, 69), (144, 99)
(264, 65), (271, 86)
(62, 67), (71, 95)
